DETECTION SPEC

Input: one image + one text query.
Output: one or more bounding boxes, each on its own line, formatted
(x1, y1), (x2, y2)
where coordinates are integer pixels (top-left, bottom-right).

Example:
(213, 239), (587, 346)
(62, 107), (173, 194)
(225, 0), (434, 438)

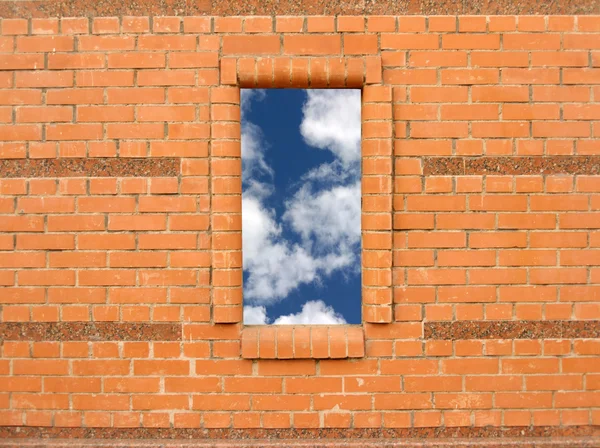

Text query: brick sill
(241, 325), (365, 359)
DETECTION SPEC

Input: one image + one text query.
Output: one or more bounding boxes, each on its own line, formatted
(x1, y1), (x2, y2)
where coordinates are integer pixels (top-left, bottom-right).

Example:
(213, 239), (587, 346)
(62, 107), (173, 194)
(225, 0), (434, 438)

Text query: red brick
(443, 34), (500, 49)
(17, 36), (73, 52)
(223, 35), (281, 55)
(284, 35), (341, 55)
(381, 34), (439, 50)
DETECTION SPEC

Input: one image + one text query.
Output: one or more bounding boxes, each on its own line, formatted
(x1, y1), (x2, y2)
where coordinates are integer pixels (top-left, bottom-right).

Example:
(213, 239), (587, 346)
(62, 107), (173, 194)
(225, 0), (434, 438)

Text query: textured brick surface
(0, 15), (599, 440)
(0, 1), (599, 18)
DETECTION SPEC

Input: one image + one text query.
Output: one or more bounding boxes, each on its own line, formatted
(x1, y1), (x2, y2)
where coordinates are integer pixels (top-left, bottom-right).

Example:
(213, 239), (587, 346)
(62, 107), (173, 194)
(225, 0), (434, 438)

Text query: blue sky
(241, 89), (362, 325)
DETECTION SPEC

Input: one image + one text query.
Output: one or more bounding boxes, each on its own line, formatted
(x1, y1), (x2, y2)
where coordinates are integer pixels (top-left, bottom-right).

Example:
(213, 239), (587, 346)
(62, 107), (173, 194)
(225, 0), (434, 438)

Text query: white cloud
(300, 89), (361, 165)
(242, 120), (273, 182)
(241, 89), (266, 117)
(243, 305), (269, 325)
(242, 189), (360, 304)
(241, 89), (271, 182)
(243, 300), (348, 326)
(242, 193), (320, 302)
(284, 180), (361, 250)
(299, 159), (356, 185)
(272, 300), (347, 325)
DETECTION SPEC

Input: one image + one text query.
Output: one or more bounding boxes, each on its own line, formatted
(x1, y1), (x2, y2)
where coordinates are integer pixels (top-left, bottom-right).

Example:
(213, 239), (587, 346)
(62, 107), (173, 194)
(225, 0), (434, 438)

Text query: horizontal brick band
(0, 1), (597, 18)
(425, 321), (600, 340)
(423, 156), (600, 176)
(0, 322), (181, 341)
(0, 437), (598, 448)
(0, 158), (180, 178)
(0, 426), (598, 442)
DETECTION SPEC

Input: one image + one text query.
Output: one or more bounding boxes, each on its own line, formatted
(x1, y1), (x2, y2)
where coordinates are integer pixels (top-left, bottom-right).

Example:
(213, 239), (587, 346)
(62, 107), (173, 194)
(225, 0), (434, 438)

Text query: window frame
(209, 55), (392, 357)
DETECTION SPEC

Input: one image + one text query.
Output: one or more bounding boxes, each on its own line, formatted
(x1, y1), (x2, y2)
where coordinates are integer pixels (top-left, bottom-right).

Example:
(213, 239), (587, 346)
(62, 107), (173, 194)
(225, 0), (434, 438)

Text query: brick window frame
(211, 55), (392, 359)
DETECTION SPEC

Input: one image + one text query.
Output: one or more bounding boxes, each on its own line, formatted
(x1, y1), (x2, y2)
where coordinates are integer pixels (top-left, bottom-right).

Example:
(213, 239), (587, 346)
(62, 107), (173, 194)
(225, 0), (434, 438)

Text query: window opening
(241, 89), (362, 325)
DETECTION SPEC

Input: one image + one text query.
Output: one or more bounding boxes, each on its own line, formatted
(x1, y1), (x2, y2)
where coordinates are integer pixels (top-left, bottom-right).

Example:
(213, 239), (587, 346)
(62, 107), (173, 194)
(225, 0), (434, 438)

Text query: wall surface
(0, 9), (600, 447)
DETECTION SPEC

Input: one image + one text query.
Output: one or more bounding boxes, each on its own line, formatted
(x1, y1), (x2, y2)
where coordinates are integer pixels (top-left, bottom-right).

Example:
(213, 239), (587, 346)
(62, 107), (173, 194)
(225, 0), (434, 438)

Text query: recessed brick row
(423, 156), (600, 176)
(0, 158), (180, 178)
(425, 320), (600, 340)
(0, 425), (596, 441)
(0, 1), (597, 18)
(241, 326), (365, 359)
(0, 322), (181, 341)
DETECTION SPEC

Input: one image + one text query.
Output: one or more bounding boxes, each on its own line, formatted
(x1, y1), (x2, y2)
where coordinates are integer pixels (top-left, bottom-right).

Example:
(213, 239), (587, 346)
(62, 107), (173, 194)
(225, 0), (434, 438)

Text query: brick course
(0, 14), (599, 440)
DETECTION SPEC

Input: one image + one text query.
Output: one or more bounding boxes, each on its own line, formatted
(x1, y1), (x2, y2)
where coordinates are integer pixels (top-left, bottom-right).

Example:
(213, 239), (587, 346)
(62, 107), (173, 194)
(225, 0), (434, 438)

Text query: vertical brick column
(210, 86), (243, 323)
(362, 80), (393, 323)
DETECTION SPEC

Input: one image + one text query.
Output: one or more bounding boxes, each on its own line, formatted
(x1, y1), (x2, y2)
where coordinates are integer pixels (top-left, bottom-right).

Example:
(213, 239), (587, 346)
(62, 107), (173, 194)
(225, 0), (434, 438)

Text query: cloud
(242, 194), (321, 302)
(284, 180), (361, 251)
(272, 300), (347, 325)
(241, 89), (271, 182)
(300, 89), (362, 165)
(243, 305), (269, 325)
(242, 189), (360, 303)
(242, 122), (272, 181)
(243, 300), (347, 325)
(241, 89), (266, 117)
(299, 159), (356, 185)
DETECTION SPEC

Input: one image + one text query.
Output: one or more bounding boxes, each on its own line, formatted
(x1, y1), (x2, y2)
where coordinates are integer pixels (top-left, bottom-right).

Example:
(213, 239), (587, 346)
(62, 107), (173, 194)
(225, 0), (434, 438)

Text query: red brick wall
(0, 15), (599, 434)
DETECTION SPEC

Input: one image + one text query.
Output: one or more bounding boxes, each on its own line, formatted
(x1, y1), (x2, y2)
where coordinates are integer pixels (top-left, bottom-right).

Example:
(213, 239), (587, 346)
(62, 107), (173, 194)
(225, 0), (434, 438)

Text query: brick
(443, 34), (500, 49)
(16, 107), (73, 123)
(13, 394), (69, 410)
(375, 394), (432, 410)
(381, 34), (439, 50)
(61, 17), (89, 34)
(92, 17), (119, 33)
(428, 16), (456, 32)
(443, 359), (499, 374)
(504, 34), (561, 50)
(46, 88), (104, 105)
(192, 395), (250, 411)
(564, 68), (600, 84)
(306, 16), (334, 32)
(442, 104), (499, 120)
(276, 17), (304, 33)
(14, 360), (69, 376)
(16, 71), (73, 88)
(398, 17), (426, 32)
(17, 36), (73, 52)
(106, 124), (164, 139)
(108, 53), (166, 69)
(79, 270), (136, 287)
(72, 395), (129, 411)
(46, 124), (102, 141)
(223, 35), (280, 54)
(77, 106), (134, 122)
(526, 375), (583, 391)
(44, 378), (101, 393)
(284, 35), (341, 55)
(138, 70), (197, 86)
(472, 86), (529, 102)
(345, 34), (378, 54)
(496, 393), (553, 409)
(137, 106), (195, 122)
(137, 35), (196, 51)
(132, 395), (188, 410)
(436, 393), (492, 409)
(1, 19), (28, 35)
